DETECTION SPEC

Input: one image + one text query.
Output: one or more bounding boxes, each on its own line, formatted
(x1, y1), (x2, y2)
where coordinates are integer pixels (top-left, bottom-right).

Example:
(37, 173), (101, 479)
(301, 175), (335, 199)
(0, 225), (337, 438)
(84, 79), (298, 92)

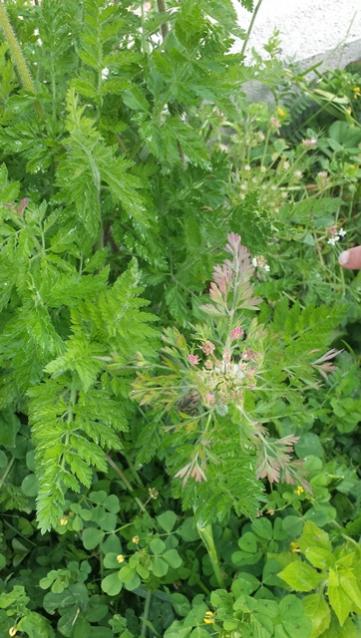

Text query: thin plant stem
(0, 457), (14, 490)
(240, 0), (264, 58)
(196, 521), (224, 587)
(140, 589), (152, 638)
(0, 3), (35, 93)
(157, 0), (168, 40)
(107, 455), (148, 514)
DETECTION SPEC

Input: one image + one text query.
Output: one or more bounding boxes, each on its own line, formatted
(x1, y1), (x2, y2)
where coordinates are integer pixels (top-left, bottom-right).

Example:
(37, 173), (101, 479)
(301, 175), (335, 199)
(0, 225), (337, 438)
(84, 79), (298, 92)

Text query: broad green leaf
(278, 560), (323, 592)
(238, 532), (258, 553)
(103, 494), (120, 513)
(157, 510), (177, 533)
(170, 593), (191, 617)
(252, 517), (273, 540)
(322, 617), (359, 637)
(303, 593), (331, 637)
(163, 549), (182, 569)
(101, 572), (123, 596)
(328, 569), (353, 626)
(103, 553), (123, 569)
(164, 622), (191, 638)
(298, 522), (332, 553)
(279, 595), (312, 638)
(282, 516), (304, 538)
(81, 528), (105, 550)
(152, 556), (169, 578)
(305, 546), (333, 570)
(150, 538), (166, 555)
(21, 474), (39, 498)
(18, 611), (54, 638)
(339, 568), (361, 610)
(119, 566), (141, 590)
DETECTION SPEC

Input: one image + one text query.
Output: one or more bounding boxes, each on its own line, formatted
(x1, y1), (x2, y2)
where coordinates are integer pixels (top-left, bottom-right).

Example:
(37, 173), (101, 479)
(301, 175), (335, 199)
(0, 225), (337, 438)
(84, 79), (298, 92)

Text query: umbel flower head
(133, 233), (264, 419)
(132, 233), (337, 504)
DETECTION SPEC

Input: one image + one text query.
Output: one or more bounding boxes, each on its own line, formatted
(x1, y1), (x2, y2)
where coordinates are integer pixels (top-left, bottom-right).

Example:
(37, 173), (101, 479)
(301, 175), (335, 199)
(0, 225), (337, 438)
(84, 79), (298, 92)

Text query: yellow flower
(276, 106), (287, 118)
(59, 516), (68, 526)
(290, 542), (301, 553)
(203, 610), (216, 625)
(294, 485), (305, 496)
(132, 535), (140, 545)
(116, 553), (125, 564)
(352, 86), (361, 97)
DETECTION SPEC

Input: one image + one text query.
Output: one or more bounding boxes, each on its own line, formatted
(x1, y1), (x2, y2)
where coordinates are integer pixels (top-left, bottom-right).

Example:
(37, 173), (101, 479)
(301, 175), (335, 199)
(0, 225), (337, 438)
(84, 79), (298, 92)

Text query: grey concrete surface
(233, 0), (361, 71)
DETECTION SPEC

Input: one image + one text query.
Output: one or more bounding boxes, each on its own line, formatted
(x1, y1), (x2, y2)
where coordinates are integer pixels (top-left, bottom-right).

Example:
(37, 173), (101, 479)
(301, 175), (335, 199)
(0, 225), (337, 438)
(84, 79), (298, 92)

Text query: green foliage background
(0, 1), (359, 636)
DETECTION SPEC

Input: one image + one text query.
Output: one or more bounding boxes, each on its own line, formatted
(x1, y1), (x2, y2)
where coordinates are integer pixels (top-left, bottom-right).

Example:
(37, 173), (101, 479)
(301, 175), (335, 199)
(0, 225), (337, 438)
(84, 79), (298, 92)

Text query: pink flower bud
(187, 354), (199, 366)
(202, 341), (215, 356)
(205, 392), (215, 405)
(230, 326), (244, 340)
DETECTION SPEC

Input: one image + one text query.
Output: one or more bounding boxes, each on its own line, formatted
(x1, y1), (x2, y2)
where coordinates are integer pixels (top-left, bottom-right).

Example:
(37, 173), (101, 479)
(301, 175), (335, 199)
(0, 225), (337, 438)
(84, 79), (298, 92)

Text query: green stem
(0, 456), (14, 490)
(240, 0), (264, 58)
(157, 0), (168, 41)
(107, 455), (147, 514)
(140, 589), (152, 638)
(196, 521), (224, 587)
(0, 4), (35, 93)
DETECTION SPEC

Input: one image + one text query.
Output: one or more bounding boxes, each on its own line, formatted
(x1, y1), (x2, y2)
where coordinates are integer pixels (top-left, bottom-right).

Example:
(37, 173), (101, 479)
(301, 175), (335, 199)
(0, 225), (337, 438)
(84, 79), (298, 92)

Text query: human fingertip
(338, 250), (349, 266)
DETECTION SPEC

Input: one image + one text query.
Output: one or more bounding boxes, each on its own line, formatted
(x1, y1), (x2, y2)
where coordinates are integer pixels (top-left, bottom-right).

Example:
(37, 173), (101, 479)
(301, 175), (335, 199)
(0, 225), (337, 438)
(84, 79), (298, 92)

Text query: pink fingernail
(339, 251), (349, 266)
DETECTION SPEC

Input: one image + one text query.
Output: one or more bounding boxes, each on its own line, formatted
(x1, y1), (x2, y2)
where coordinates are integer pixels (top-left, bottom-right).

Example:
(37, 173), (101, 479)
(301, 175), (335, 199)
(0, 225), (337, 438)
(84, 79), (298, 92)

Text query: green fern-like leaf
(173, 416), (262, 521)
(57, 89), (148, 245)
(28, 261), (157, 532)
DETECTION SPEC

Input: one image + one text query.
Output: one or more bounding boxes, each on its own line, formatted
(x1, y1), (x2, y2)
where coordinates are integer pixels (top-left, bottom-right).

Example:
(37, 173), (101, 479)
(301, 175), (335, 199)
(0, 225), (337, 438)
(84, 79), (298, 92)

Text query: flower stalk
(197, 520), (224, 587)
(0, 3), (35, 93)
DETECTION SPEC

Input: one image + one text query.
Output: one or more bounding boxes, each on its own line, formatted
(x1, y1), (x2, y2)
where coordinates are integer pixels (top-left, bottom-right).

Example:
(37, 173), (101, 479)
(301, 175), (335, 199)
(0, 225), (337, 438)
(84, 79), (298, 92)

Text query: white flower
(327, 236), (339, 246)
(18, 15), (24, 21)
(338, 228), (347, 238)
(244, 164), (251, 171)
(302, 137), (317, 149)
(264, 264), (270, 272)
(231, 363), (245, 380)
(33, 28), (39, 36)
(36, 38), (43, 46)
(252, 257), (258, 268)
(101, 67), (109, 80)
